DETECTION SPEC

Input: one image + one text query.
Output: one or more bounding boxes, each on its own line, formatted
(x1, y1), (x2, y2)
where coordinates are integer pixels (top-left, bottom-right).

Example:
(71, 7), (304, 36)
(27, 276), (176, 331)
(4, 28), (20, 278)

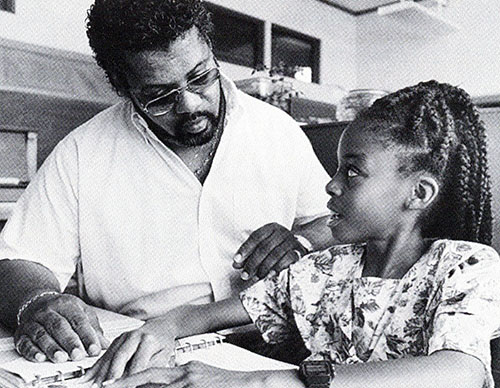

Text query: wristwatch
(299, 360), (336, 388)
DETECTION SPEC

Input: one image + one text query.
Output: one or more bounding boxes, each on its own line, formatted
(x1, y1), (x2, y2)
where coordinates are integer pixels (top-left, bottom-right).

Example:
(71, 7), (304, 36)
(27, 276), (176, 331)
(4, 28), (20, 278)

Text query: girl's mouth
(327, 210), (343, 227)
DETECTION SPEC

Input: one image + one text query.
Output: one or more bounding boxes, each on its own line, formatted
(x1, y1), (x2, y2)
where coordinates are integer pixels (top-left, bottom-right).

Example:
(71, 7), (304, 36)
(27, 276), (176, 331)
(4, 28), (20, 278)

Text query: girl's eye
(347, 167), (359, 178)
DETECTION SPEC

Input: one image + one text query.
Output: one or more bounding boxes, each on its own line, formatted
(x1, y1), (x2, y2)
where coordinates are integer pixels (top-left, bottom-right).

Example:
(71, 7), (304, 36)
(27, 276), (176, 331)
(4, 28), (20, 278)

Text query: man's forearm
(0, 259), (60, 329)
(293, 215), (334, 251)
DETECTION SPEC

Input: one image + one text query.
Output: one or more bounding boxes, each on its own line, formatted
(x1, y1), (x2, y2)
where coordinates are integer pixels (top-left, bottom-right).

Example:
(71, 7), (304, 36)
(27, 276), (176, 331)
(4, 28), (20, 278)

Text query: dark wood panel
(0, 90), (111, 167)
(301, 121), (349, 176)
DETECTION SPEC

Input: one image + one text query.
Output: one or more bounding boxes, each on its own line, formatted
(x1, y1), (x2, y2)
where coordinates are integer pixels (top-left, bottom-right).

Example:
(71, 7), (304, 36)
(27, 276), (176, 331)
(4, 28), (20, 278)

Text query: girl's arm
(104, 349), (486, 388)
(86, 296), (251, 386)
(160, 295), (252, 339)
(331, 350), (485, 388)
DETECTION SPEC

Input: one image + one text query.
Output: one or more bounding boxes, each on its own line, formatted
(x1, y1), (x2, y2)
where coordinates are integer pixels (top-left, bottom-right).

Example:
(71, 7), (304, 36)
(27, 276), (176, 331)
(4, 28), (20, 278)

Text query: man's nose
(175, 90), (203, 114)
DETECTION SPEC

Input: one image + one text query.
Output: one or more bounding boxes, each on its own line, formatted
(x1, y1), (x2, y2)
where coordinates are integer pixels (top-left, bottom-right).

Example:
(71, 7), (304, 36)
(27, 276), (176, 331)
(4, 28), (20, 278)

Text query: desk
(0, 203), (14, 222)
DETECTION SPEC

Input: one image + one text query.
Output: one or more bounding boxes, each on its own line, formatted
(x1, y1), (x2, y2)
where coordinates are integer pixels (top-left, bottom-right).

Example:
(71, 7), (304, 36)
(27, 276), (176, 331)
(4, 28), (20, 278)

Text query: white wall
(0, 0), (356, 104)
(355, 0), (500, 97)
(0, 0), (94, 54)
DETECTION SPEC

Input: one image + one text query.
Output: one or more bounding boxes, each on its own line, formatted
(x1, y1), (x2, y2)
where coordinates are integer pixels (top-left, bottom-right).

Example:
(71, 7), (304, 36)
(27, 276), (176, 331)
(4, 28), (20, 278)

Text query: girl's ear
(406, 176), (439, 210)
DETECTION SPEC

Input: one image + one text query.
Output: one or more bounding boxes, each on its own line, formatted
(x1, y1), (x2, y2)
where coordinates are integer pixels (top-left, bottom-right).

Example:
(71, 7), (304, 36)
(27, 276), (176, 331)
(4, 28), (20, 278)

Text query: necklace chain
(194, 123), (223, 178)
(194, 91), (226, 180)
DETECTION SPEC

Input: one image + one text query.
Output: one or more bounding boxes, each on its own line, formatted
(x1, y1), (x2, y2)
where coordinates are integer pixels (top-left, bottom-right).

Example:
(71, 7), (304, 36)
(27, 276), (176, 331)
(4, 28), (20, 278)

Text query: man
(0, 0), (333, 364)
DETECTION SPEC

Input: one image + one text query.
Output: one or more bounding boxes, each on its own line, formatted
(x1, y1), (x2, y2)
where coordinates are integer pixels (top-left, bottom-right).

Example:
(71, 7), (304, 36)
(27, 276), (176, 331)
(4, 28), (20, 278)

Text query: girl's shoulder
(425, 239), (500, 276)
(290, 243), (365, 277)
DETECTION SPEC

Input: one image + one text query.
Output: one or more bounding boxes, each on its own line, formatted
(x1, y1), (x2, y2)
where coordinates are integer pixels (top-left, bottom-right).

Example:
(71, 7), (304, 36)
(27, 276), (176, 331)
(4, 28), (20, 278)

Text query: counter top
(0, 202), (15, 221)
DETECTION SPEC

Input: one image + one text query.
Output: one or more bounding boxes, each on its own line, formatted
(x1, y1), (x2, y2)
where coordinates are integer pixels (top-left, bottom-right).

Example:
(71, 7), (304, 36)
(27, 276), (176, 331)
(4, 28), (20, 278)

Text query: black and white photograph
(0, 0), (499, 387)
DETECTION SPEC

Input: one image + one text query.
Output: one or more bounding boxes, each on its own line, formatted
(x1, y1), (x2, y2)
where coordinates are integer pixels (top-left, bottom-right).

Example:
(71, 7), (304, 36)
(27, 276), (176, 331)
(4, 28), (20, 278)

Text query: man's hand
(233, 223), (308, 281)
(84, 317), (177, 386)
(14, 293), (108, 363)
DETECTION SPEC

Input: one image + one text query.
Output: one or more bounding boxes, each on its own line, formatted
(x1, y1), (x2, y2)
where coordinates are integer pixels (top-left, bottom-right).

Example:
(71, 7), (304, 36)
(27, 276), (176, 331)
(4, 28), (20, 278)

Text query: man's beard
(171, 111), (219, 146)
(147, 111), (219, 147)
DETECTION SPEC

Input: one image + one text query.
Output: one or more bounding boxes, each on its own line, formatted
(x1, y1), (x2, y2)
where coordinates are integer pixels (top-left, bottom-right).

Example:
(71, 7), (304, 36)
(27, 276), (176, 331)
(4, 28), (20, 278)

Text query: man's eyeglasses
(137, 67), (220, 117)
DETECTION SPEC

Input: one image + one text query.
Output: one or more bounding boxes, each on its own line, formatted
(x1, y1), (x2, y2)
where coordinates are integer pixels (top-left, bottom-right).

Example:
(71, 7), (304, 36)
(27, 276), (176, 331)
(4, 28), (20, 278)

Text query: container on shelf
(337, 89), (388, 121)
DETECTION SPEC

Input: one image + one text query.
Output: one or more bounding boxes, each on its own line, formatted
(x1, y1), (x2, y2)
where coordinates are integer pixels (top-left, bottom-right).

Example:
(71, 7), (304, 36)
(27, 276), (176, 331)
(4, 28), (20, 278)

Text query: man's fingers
(21, 321), (68, 362)
(15, 334), (46, 362)
(41, 310), (86, 360)
(64, 305), (105, 356)
(240, 227), (291, 278)
(85, 306), (111, 350)
(271, 249), (301, 274)
(253, 237), (302, 279)
(17, 293), (105, 361)
(233, 224), (276, 269)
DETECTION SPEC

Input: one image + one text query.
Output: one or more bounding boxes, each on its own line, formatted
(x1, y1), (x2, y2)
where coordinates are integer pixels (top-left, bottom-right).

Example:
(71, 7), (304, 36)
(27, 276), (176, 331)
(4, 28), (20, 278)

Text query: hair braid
(357, 80), (492, 244)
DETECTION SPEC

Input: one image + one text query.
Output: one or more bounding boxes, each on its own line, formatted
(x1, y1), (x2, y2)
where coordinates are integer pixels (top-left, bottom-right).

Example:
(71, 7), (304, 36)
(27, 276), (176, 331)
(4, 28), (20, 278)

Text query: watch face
(299, 360), (335, 386)
(304, 361), (331, 374)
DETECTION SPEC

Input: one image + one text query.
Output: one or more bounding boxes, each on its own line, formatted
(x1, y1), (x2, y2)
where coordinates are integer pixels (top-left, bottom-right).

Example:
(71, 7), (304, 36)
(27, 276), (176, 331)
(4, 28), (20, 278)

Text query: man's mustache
(180, 111), (216, 123)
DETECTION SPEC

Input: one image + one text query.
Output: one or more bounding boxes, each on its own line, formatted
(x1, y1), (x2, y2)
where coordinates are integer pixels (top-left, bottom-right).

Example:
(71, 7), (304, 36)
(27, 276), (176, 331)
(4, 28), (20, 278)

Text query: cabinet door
(480, 107), (500, 388)
(301, 121), (349, 176)
(480, 108), (500, 254)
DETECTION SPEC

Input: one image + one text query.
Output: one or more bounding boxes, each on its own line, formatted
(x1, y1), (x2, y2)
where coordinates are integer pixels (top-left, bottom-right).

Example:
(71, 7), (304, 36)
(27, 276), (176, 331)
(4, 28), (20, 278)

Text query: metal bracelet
(16, 290), (60, 326)
(294, 234), (314, 253)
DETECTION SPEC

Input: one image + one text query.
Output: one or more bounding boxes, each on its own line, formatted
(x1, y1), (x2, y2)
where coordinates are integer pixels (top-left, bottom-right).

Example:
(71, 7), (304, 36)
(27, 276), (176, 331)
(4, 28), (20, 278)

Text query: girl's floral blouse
(240, 240), (500, 387)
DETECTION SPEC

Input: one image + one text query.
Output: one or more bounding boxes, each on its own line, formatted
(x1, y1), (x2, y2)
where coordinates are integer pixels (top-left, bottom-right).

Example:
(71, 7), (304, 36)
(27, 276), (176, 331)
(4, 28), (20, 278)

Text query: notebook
(173, 332), (298, 371)
(0, 310), (296, 387)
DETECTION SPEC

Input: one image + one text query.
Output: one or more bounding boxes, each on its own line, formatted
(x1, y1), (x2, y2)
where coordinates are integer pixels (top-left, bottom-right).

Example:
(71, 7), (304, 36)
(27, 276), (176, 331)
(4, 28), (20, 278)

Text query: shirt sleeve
(428, 246), (500, 387)
(292, 127), (331, 226)
(239, 270), (297, 344)
(0, 136), (80, 290)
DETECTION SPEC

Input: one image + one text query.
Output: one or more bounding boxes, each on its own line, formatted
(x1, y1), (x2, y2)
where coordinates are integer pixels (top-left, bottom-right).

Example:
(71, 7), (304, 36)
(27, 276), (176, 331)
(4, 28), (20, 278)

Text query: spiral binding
(174, 334), (225, 356)
(27, 365), (85, 387)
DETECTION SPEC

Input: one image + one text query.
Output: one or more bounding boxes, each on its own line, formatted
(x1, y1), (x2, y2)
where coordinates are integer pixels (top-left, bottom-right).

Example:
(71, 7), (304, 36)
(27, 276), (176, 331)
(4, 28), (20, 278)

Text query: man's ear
(406, 175), (439, 210)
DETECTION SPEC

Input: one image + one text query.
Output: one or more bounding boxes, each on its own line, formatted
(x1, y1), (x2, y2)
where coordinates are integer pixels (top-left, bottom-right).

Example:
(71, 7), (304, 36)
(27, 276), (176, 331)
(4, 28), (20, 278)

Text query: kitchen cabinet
(301, 121), (348, 176)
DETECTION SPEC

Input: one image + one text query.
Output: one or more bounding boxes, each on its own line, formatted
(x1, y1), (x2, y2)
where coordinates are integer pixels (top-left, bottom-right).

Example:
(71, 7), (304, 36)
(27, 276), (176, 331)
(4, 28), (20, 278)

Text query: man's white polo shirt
(0, 76), (330, 313)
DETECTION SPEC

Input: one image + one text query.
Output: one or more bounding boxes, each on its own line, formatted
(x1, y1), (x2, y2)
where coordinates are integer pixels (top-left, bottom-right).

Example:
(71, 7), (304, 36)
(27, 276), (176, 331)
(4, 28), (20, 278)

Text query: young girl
(89, 80), (500, 388)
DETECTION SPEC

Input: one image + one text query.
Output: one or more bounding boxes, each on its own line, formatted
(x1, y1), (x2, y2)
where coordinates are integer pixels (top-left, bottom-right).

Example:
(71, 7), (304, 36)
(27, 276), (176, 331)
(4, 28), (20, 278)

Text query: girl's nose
(326, 177), (342, 197)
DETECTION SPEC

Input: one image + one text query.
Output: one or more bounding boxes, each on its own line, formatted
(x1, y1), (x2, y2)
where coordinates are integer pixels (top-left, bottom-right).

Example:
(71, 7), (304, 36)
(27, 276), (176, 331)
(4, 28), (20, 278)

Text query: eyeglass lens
(145, 67), (220, 116)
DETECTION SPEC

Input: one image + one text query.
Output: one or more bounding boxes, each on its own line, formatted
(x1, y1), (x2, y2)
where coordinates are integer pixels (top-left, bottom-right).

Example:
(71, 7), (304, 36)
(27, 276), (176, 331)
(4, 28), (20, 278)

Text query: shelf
(377, 1), (459, 35)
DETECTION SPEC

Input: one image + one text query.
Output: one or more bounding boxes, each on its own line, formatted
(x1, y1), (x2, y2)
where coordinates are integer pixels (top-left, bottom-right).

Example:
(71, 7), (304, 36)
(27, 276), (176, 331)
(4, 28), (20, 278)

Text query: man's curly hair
(86, 0), (214, 96)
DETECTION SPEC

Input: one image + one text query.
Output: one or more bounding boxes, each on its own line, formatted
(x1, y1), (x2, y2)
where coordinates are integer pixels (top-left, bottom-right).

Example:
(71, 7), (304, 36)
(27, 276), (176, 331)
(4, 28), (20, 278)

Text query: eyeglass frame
(131, 63), (221, 117)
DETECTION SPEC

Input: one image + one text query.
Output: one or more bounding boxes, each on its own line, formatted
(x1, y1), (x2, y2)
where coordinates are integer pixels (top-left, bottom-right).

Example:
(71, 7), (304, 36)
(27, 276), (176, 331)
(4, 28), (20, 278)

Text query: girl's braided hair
(356, 80), (492, 244)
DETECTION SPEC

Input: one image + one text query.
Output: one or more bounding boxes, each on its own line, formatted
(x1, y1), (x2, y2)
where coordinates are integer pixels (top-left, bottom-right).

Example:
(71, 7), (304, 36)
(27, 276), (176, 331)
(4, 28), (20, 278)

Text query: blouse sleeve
(239, 269), (297, 344)
(429, 246), (500, 387)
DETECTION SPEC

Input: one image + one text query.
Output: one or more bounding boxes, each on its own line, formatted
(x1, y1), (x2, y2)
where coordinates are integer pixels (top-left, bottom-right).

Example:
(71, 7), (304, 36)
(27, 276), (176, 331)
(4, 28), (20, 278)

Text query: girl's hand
(82, 317), (177, 386)
(0, 367), (24, 388)
(101, 361), (301, 388)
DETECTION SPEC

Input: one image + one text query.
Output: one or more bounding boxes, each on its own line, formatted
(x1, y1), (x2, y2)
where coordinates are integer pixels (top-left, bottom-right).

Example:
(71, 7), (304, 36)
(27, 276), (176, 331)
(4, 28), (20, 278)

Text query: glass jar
(337, 89), (388, 121)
